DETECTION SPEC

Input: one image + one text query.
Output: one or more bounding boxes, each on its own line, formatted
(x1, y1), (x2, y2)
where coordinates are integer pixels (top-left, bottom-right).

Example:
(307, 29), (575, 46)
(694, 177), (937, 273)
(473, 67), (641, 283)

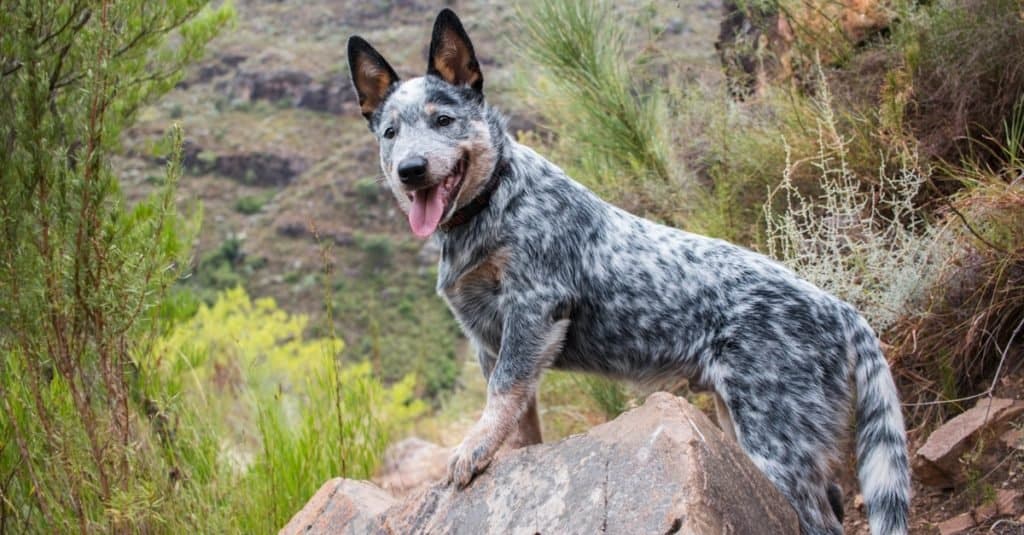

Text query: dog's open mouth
(407, 153), (468, 237)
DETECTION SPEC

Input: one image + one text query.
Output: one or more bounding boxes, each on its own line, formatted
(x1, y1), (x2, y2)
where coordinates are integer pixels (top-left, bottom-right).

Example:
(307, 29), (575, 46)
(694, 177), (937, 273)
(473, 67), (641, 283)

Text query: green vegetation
(3, 0), (1022, 531)
(0, 2), (423, 532)
(514, 0), (672, 200)
(0, 1), (232, 530)
(149, 287), (424, 532)
(333, 266), (462, 399)
(513, 0), (1024, 428)
(234, 191), (275, 214)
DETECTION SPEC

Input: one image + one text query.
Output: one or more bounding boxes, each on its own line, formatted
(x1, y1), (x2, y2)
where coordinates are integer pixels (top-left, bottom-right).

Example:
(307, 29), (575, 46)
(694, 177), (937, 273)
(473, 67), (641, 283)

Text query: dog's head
(348, 9), (498, 238)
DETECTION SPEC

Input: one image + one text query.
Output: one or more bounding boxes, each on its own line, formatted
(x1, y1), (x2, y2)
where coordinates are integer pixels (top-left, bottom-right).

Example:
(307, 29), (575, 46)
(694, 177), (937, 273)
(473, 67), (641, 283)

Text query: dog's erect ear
(427, 9), (483, 95)
(348, 36), (400, 121)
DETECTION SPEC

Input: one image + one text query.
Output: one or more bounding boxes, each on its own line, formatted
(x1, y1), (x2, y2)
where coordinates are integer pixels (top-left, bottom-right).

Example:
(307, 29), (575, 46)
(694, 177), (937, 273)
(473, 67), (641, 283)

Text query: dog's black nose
(397, 156), (428, 185)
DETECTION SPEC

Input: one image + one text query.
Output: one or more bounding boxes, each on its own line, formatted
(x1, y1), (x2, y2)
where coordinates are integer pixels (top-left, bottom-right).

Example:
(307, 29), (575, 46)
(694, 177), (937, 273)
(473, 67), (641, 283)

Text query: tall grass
(148, 287), (426, 532)
(514, 0), (672, 188)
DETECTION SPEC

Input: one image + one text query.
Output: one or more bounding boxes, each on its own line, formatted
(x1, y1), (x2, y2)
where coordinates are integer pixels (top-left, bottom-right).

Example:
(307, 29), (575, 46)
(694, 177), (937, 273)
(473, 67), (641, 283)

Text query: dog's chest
(438, 247), (509, 353)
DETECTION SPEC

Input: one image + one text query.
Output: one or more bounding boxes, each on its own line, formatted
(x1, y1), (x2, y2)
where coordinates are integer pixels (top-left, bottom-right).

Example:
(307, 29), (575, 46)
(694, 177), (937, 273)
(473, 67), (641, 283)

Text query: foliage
(888, 125), (1024, 423)
(513, 1), (672, 193)
(333, 268), (462, 399)
(234, 191), (275, 214)
(0, 1), (232, 531)
(187, 234), (266, 303)
(764, 68), (947, 331)
(149, 287), (425, 532)
(899, 0), (1024, 163)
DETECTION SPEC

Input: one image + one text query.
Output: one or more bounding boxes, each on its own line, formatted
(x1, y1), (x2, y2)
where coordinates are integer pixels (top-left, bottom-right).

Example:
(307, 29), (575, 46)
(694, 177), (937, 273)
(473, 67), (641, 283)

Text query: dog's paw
(446, 439), (493, 489)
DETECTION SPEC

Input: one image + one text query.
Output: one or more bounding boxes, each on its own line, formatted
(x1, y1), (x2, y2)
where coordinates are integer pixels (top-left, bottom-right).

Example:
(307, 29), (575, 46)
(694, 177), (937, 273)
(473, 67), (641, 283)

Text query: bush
(901, 0), (1024, 164)
(359, 233), (395, 271)
(0, 2), (232, 531)
(355, 177), (383, 203)
(764, 69), (947, 331)
(149, 287), (425, 532)
(513, 1), (672, 191)
(234, 192), (275, 214)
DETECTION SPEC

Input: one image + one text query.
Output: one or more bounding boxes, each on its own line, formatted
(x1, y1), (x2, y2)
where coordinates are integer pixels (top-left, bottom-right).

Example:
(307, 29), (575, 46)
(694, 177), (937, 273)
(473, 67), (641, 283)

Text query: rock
(995, 489), (1024, 517)
(296, 75), (357, 115)
(935, 489), (1024, 535)
(280, 479), (395, 535)
(914, 397), (1024, 487)
(373, 438), (448, 497)
(716, 0), (889, 98)
(936, 512), (976, 535)
(232, 69), (313, 103)
(1002, 427), (1024, 451)
(274, 215), (353, 246)
(281, 393), (801, 534)
(214, 151), (308, 187)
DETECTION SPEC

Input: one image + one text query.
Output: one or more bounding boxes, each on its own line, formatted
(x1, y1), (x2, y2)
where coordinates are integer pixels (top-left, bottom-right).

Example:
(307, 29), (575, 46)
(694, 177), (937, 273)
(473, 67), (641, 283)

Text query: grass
(514, 0), (672, 189)
(234, 191), (275, 214)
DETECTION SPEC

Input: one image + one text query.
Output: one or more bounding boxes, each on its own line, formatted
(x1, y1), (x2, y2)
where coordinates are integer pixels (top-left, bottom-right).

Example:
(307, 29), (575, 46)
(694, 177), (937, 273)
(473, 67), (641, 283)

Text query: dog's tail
(845, 307), (910, 535)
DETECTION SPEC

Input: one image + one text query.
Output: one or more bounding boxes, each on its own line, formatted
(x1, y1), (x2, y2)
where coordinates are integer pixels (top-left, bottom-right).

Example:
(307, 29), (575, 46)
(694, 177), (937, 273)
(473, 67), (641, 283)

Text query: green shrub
(360, 233), (395, 271)
(355, 177), (383, 203)
(234, 192), (275, 214)
(0, 2), (233, 531)
(150, 287), (425, 532)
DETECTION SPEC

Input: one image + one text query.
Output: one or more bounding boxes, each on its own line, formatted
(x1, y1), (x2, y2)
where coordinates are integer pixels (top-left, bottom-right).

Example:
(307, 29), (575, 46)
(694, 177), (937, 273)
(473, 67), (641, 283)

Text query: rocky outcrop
(281, 393), (800, 535)
(296, 75), (357, 115)
(914, 397), (1024, 487)
(224, 69), (357, 115)
(174, 140), (308, 187)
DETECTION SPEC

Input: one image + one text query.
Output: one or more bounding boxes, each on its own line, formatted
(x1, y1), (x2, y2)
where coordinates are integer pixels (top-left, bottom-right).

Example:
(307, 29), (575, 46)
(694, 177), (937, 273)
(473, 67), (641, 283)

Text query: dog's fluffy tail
(845, 308), (910, 535)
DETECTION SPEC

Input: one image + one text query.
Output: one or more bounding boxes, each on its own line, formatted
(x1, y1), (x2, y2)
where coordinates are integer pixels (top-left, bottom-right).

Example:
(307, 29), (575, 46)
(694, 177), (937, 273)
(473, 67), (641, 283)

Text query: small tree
(0, 1), (231, 531)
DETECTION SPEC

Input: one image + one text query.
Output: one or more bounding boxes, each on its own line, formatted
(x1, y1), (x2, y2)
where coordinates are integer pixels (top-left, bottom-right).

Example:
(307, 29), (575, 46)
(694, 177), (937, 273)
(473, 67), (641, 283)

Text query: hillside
(115, 0), (723, 394)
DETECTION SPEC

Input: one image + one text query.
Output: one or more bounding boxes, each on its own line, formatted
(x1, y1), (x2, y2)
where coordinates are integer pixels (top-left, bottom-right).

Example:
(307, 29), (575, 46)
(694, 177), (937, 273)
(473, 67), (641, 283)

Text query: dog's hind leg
(507, 393), (542, 449)
(713, 392), (738, 442)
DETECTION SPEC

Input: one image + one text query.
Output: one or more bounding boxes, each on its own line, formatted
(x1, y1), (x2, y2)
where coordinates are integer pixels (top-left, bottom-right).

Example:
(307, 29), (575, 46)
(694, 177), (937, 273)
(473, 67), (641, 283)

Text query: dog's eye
(436, 115), (453, 127)
(383, 127), (396, 139)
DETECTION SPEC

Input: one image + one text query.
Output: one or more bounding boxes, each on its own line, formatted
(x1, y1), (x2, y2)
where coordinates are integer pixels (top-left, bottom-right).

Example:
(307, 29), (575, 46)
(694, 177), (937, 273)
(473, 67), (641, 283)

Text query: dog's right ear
(347, 36), (400, 122)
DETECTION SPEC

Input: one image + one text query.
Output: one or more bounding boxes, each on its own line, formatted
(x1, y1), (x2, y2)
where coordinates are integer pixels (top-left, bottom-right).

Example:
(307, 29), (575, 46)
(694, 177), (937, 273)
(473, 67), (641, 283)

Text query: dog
(347, 9), (910, 535)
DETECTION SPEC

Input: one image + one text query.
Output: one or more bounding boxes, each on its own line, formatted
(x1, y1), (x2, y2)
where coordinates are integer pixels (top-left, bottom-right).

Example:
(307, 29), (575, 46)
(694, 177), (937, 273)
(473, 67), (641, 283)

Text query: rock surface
(373, 437), (449, 497)
(914, 397), (1024, 487)
(281, 393), (800, 535)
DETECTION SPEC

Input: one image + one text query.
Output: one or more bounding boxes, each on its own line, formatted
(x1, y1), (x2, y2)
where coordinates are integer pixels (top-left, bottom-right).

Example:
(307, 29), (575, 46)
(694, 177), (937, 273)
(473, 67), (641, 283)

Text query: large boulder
(281, 393), (800, 535)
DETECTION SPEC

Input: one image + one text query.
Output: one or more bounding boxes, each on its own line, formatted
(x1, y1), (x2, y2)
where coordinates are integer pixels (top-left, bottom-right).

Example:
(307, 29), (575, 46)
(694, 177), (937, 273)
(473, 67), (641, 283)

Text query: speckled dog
(347, 10), (910, 535)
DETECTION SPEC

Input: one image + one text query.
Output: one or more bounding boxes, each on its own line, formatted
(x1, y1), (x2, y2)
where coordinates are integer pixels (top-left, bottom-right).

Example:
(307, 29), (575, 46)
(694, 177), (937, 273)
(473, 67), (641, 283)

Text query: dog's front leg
(447, 314), (569, 488)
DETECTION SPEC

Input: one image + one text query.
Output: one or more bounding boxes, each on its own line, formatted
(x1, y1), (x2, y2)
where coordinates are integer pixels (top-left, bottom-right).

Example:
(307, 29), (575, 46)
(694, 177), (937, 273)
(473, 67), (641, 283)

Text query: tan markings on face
(424, 103), (436, 115)
(454, 120), (496, 208)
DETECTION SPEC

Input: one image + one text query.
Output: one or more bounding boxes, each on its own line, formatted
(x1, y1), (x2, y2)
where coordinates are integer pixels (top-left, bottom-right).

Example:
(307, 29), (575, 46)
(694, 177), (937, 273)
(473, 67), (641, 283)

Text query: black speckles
(375, 70), (905, 535)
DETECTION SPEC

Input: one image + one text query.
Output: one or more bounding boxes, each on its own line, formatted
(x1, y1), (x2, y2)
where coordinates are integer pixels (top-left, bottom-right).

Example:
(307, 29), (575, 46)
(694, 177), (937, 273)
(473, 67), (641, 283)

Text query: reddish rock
(281, 393), (800, 534)
(936, 512), (976, 535)
(280, 479), (395, 535)
(914, 397), (1024, 487)
(372, 437), (448, 497)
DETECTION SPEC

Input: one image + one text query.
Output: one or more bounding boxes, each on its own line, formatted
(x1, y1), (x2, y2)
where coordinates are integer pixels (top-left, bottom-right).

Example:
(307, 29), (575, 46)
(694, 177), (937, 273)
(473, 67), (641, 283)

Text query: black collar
(440, 159), (508, 232)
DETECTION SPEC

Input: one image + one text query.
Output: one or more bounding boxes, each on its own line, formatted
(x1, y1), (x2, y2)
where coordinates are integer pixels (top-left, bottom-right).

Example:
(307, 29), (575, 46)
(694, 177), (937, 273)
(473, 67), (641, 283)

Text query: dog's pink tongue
(408, 185), (444, 238)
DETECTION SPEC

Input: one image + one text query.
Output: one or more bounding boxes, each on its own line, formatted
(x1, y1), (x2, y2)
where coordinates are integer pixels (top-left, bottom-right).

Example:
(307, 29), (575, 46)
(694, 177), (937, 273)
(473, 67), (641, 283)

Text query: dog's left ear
(427, 9), (483, 95)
